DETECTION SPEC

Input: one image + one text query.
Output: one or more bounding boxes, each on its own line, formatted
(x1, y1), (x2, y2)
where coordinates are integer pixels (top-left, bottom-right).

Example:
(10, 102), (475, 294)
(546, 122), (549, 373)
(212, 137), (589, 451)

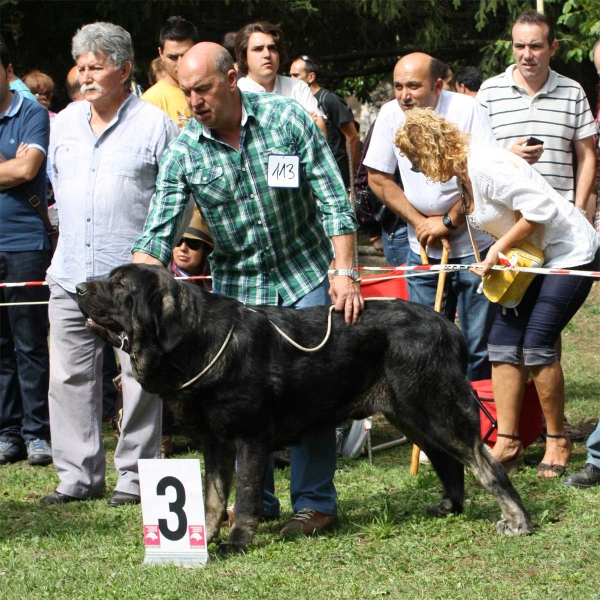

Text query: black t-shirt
(314, 88), (354, 187)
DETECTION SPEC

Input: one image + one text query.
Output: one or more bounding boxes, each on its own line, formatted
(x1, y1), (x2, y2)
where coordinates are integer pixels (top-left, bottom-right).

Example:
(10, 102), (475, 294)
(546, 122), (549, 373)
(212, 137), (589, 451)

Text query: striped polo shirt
(476, 65), (596, 202)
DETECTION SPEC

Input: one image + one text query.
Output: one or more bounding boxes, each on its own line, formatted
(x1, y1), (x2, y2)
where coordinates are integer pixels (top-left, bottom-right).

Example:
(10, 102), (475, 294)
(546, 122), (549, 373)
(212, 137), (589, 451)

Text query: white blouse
(466, 146), (599, 268)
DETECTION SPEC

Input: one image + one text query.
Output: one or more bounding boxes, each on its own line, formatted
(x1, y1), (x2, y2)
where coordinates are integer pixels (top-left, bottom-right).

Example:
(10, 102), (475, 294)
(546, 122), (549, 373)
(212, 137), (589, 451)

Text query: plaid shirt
(133, 91), (357, 305)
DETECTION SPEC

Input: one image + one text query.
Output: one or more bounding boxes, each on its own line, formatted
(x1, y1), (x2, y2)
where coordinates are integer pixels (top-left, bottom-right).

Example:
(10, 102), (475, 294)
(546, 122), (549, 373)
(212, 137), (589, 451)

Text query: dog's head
(76, 264), (191, 393)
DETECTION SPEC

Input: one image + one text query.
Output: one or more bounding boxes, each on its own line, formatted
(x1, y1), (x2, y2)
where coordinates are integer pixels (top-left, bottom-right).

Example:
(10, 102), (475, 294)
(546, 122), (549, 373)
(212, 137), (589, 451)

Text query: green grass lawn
(2, 286), (599, 599)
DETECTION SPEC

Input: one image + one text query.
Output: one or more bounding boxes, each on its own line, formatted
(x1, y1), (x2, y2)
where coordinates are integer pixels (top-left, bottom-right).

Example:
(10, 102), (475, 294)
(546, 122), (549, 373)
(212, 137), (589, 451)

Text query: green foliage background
(1, 0), (598, 106)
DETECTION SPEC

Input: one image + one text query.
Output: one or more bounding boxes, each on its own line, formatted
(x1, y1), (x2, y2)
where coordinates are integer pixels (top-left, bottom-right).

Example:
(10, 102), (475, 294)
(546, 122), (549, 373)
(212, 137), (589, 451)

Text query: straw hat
(184, 208), (214, 248)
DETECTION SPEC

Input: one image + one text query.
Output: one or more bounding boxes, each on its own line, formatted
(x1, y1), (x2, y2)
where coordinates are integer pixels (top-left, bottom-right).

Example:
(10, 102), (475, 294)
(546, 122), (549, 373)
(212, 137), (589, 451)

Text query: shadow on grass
(334, 469), (571, 535)
(0, 497), (140, 542)
(565, 380), (600, 399)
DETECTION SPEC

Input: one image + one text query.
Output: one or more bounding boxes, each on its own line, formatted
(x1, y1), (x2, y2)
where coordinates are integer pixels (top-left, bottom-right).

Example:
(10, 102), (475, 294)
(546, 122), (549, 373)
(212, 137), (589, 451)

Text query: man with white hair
(42, 22), (178, 506)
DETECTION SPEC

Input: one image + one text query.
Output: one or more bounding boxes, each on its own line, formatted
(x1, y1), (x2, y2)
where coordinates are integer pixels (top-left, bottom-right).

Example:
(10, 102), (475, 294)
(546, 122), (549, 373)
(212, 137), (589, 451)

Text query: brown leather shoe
(279, 509), (338, 538)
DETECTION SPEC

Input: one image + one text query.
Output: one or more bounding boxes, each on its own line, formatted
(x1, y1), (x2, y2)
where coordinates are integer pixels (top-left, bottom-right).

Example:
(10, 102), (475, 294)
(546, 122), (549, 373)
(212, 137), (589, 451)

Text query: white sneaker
(419, 450), (431, 465)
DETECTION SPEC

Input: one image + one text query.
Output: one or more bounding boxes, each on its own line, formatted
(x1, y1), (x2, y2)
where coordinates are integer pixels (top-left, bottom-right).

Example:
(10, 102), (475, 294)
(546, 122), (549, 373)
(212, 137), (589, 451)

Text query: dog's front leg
(202, 437), (236, 545)
(217, 437), (270, 557)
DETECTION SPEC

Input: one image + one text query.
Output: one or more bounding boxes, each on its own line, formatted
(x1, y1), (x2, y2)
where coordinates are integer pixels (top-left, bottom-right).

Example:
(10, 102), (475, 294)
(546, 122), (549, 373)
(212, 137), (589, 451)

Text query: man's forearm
(367, 168), (424, 227)
(315, 116), (328, 140)
(0, 155), (42, 189)
(574, 141), (596, 210)
(348, 136), (360, 178)
(340, 122), (360, 177)
(131, 251), (166, 266)
(331, 232), (356, 269)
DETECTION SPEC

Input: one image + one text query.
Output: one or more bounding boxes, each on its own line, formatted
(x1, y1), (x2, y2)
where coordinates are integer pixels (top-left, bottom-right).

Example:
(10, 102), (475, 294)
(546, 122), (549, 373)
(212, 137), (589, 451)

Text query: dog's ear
(154, 288), (186, 353)
(130, 271), (186, 356)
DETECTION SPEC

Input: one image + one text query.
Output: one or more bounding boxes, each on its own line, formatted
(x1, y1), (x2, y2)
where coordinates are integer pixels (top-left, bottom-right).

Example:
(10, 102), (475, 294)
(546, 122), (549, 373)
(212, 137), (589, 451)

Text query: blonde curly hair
(394, 108), (471, 182)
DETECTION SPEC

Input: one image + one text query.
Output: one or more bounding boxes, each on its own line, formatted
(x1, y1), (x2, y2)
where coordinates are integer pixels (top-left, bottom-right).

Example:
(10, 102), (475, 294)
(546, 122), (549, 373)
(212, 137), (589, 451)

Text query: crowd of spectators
(1, 9), (599, 538)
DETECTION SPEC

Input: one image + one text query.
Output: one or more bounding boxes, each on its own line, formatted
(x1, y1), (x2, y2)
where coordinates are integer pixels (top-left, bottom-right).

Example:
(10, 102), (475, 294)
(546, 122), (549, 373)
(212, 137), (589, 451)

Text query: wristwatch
(329, 268), (360, 282)
(442, 213), (458, 230)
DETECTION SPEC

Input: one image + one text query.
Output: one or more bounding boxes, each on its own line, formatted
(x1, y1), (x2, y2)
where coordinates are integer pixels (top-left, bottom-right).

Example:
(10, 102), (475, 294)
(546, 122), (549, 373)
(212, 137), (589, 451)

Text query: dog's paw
(216, 542), (248, 557)
(496, 519), (533, 536)
(427, 498), (460, 518)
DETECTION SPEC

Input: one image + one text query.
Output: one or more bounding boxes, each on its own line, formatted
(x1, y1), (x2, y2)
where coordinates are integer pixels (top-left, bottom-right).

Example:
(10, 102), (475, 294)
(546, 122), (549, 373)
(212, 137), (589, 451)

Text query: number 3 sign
(138, 459), (209, 566)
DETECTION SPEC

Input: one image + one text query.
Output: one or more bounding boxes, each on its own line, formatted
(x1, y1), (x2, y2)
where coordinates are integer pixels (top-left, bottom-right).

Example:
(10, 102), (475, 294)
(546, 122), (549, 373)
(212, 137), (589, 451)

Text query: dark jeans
(0, 250), (51, 442)
(488, 249), (599, 366)
(102, 344), (119, 419)
(381, 221), (410, 267)
(406, 247), (494, 381)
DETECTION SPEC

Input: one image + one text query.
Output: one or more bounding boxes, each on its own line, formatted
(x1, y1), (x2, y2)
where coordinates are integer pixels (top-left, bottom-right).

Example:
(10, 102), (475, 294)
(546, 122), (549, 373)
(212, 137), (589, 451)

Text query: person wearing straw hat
(394, 107), (599, 478)
(170, 208), (214, 292)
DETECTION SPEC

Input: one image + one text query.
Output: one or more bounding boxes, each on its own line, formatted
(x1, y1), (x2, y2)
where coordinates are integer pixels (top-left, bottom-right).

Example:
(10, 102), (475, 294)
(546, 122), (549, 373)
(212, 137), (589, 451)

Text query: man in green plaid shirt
(132, 43), (363, 537)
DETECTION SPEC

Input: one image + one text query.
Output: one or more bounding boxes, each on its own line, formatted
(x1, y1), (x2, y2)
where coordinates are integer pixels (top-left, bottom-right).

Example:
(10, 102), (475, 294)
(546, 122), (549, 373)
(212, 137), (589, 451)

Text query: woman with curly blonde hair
(394, 107), (470, 183)
(395, 108), (599, 478)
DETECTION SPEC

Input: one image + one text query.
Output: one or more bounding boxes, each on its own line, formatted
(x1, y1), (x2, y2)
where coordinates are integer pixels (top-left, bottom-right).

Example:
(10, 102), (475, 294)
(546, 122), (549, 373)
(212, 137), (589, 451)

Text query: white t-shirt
(237, 74), (325, 119)
(467, 145), (599, 268)
(364, 91), (497, 258)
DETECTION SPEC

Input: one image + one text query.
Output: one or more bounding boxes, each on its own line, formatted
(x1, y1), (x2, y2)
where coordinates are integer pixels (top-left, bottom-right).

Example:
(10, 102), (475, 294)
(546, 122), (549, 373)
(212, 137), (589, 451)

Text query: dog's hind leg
(467, 444), (533, 536)
(421, 445), (465, 517)
(218, 437), (270, 557)
(203, 438), (236, 545)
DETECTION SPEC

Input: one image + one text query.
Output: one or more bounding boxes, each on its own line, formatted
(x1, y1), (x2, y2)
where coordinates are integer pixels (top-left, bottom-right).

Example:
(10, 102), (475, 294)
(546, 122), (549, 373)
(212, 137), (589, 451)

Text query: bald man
(364, 52), (497, 383)
(66, 65), (83, 102)
(132, 43), (362, 550)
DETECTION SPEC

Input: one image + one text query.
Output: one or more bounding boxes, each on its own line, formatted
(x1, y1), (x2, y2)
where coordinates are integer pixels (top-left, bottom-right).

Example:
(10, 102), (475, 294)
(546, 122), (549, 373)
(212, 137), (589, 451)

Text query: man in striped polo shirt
(477, 10), (596, 214)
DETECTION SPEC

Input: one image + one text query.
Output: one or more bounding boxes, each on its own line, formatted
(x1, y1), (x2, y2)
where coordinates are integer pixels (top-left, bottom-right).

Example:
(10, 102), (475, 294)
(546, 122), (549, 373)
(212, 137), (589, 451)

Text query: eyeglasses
(176, 237), (204, 251)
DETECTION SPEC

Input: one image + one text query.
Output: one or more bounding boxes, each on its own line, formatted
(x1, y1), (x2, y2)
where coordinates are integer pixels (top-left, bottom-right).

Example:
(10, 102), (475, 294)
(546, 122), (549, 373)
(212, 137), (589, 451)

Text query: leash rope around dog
(176, 324), (236, 390)
(247, 304), (336, 352)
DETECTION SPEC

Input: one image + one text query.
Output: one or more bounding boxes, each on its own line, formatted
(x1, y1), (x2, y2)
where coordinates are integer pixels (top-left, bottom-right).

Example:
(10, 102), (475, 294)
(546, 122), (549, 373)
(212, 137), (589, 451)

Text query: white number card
(267, 154), (300, 188)
(138, 459), (209, 567)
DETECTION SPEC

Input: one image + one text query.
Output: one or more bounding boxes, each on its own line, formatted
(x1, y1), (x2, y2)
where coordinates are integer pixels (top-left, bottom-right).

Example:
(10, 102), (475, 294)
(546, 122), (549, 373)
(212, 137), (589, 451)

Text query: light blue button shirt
(47, 94), (178, 292)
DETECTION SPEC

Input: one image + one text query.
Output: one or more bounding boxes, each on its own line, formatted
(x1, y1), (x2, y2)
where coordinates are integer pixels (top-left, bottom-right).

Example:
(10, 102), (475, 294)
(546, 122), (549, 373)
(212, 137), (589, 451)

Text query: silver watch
(329, 268), (360, 282)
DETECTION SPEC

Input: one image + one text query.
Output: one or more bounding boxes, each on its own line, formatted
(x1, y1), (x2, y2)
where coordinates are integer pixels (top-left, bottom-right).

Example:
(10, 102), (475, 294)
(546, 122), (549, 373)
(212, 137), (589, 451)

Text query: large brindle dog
(77, 264), (532, 555)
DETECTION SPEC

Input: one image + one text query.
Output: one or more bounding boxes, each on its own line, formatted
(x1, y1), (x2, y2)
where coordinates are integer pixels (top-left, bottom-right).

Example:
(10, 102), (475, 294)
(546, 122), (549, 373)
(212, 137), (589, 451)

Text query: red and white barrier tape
(359, 264), (600, 279)
(2, 264), (599, 292)
(0, 275), (212, 289)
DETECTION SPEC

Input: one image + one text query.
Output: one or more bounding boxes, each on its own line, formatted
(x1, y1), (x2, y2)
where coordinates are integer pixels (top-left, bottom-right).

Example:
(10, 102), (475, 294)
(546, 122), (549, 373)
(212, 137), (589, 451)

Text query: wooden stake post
(409, 245), (449, 475)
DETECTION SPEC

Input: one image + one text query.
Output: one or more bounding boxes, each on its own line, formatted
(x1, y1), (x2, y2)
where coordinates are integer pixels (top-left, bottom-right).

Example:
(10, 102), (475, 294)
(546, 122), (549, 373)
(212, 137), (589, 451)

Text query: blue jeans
(0, 250), (51, 443)
(262, 277), (337, 517)
(406, 247), (494, 381)
(585, 421), (600, 470)
(381, 222), (409, 267)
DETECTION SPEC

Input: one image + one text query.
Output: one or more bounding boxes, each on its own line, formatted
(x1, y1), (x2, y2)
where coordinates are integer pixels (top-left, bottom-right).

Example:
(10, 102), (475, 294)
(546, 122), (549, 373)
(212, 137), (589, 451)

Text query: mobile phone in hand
(526, 136), (544, 146)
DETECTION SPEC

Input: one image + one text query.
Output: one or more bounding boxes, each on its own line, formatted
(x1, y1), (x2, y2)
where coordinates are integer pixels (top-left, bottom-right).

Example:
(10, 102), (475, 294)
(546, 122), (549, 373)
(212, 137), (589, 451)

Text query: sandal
(495, 433), (523, 474)
(536, 433), (570, 479)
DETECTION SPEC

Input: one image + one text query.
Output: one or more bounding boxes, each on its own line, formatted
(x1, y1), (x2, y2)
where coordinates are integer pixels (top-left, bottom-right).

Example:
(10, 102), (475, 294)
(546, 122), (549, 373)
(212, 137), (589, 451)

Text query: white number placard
(138, 459), (209, 567)
(267, 154), (300, 188)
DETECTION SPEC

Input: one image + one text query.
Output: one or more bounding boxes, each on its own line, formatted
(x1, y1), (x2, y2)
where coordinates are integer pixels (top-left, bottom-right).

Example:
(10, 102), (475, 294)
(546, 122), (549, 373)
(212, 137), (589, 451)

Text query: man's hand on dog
(329, 277), (364, 324)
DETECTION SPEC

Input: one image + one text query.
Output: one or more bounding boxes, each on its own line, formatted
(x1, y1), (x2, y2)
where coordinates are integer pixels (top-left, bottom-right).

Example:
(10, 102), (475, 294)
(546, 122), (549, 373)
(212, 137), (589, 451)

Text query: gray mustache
(80, 83), (104, 94)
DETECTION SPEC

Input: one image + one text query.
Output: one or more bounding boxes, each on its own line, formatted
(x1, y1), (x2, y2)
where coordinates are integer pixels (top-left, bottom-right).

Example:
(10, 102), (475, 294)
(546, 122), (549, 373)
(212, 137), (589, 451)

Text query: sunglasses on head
(299, 55), (318, 74)
(176, 237), (204, 251)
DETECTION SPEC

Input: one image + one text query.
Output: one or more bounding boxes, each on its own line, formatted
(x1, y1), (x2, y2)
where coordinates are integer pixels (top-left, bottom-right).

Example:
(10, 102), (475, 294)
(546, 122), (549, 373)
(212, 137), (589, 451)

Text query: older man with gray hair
(42, 22), (178, 506)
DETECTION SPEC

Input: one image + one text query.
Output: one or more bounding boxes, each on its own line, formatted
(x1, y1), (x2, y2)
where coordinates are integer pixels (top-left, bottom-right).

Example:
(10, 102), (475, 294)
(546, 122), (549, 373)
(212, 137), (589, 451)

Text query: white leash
(176, 324), (236, 390)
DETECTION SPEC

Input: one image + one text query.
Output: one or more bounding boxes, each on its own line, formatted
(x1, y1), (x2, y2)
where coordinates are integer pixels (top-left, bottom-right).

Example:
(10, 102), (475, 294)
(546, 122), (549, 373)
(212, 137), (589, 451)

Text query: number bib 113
(267, 154), (301, 188)
(138, 459), (209, 566)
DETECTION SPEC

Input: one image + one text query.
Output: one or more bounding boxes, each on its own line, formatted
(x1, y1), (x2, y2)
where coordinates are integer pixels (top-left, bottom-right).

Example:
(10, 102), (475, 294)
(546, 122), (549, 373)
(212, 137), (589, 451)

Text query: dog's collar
(118, 331), (136, 361)
(176, 323), (235, 391)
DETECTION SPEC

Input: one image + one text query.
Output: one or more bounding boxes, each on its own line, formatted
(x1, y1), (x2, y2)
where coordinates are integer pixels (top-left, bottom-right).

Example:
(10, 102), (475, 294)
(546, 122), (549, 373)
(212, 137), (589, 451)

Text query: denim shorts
(488, 248), (599, 366)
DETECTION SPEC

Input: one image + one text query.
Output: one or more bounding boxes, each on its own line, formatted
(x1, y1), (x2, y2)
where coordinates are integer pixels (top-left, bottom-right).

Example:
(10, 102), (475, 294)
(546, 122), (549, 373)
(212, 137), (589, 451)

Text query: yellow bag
(482, 240), (544, 308)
